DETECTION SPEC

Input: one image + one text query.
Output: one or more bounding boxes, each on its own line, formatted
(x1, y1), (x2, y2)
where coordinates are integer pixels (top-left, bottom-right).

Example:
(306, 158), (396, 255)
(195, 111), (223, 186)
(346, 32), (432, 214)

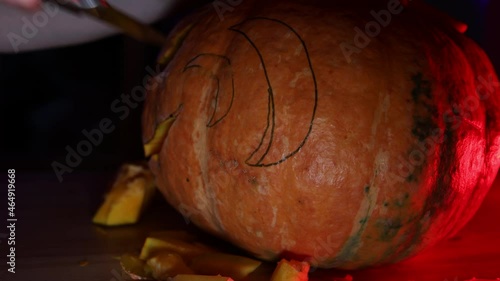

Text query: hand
(1, 0), (40, 9)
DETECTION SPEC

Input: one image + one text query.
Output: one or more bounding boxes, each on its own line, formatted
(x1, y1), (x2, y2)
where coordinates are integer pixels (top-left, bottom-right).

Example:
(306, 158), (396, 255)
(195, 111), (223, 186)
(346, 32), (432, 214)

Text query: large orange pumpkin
(142, 0), (500, 269)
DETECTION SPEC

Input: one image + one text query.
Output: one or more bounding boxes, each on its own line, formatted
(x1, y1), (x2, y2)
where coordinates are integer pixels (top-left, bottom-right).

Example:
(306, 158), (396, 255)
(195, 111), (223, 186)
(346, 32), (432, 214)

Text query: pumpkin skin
(142, 0), (500, 269)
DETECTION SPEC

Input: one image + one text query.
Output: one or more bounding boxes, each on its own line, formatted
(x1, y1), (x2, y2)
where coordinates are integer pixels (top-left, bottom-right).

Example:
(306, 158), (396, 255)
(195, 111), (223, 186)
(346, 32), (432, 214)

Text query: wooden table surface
(3, 170), (500, 281)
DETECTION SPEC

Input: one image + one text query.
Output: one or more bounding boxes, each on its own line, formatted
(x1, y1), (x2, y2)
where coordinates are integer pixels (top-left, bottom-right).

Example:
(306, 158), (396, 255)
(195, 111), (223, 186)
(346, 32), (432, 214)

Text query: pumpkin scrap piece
(139, 236), (216, 262)
(171, 275), (234, 281)
(147, 252), (194, 280)
(190, 253), (263, 280)
(120, 253), (154, 280)
(270, 259), (309, 281)
(143, 117), (176, 158)
(121, 230), (318, 281)
(92, 162), (156, 226)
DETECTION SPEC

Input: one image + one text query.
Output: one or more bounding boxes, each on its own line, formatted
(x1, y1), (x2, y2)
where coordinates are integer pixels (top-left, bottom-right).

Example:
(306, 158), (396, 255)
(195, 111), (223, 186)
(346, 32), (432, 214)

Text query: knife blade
(43, 0), (167, 46)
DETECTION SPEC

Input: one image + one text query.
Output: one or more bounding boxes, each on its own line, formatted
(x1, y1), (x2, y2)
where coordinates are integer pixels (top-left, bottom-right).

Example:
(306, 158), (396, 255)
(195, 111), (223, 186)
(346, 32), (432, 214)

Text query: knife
(43, 0), (167, 46)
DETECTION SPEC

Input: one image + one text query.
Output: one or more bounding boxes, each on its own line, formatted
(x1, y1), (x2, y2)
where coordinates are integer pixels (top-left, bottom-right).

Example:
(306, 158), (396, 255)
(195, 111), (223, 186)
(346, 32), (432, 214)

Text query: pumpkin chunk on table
(93, 162), (156, 226)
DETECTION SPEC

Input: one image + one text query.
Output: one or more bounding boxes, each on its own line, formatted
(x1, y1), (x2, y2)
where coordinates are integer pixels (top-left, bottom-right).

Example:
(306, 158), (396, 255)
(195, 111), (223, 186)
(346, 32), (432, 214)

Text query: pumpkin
(142, 0), (500, 269)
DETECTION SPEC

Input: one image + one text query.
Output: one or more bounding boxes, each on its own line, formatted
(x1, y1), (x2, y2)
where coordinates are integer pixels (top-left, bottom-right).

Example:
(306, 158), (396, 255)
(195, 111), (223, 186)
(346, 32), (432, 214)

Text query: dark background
(1, 0), (499, 178)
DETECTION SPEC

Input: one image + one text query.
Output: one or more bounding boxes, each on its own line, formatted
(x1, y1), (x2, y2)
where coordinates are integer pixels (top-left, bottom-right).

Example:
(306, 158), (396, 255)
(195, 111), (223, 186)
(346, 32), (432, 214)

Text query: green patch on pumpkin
(410, 73), (438, 142)
(411, 73), (432, 101)
(333, 184), (375, 265)
(376, 218), (403, 241)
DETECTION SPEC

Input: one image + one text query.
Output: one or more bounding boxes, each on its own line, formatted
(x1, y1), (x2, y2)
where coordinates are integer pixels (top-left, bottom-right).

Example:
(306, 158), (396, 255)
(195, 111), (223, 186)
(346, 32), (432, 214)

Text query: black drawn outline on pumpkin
(183, 53), (236, 128)
(180, 18), (318, 167)
(229, 17), (319, 167)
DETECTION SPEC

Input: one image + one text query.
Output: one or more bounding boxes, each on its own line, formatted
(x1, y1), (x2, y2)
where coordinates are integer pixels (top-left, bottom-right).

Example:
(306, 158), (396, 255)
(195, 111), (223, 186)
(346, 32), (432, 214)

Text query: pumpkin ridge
(182, 53), (235, 128)
(333, 182), (378, 267)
